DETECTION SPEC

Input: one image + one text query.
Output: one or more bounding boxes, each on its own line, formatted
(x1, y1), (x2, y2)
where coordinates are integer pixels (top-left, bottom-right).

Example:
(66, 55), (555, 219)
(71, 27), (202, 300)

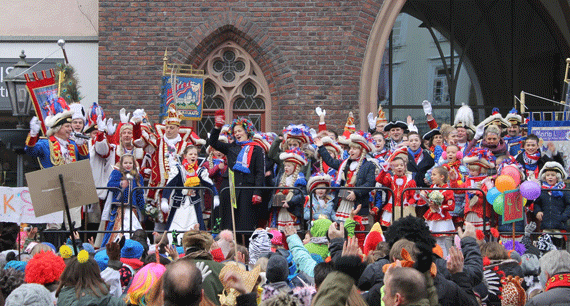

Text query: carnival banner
(503, 188), (524, 224)
(161, 76), (203, 120)
(25, 70), (58, 135)
(528, 120), (570, 174)
(0, 187), (63, 224)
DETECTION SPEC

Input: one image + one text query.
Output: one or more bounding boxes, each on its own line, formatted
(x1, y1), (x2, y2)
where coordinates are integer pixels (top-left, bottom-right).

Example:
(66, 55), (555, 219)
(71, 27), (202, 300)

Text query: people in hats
(450, 147), (494, 231)
(304, 173), (337, 222)
(504, 108), (525, 156)
(316, 131), (377, 228)
(453, 104), (476, 155)
(407, 131), (435, 188)
(142, 104), (206, 231)
(210, 110), (265, 233)
(515, 134), (565, 181)
(269, 147), (308, 230)
(269, 123), (314, 180)
(367, 105), (389, 134)
(161, 144), (219, 234)
(315, 136), (342, 182)
(376, 147), (418, 227)
(533, 161), (570, 248)
(337, 111), (356, 158)
(384, 120), (409, 153)
(25, 97), (89, 231)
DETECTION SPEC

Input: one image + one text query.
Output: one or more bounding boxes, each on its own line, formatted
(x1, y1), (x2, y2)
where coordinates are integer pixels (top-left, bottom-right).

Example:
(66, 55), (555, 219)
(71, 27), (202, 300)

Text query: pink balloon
(501, 165), (521, 185)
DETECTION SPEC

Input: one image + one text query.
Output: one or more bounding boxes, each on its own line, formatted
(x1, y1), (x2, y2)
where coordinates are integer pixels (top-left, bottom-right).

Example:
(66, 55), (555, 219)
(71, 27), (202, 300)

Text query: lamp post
(2, 50), (34, 187)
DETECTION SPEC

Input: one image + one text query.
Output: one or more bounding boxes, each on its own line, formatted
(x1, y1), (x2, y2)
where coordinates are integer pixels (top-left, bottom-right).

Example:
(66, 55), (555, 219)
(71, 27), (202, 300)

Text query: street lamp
(2, 50), (34, 187)
(4, 50), (33, 128)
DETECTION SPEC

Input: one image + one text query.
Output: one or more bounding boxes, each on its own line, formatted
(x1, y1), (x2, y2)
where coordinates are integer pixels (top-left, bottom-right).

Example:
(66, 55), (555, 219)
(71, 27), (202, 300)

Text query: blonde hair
(117, 154), (141, 187)
(345, 144), (367, 186)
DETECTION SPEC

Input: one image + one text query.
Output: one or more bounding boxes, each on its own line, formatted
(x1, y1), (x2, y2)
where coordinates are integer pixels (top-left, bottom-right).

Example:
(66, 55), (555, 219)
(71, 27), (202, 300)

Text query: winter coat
(533, 189), (570, 230)
(286, 234), (317, 278)
(56, 287), (125, 306)
(526, 286), (570, 306)
(271, 171), (307, 220)
(407, 150), (435, 188)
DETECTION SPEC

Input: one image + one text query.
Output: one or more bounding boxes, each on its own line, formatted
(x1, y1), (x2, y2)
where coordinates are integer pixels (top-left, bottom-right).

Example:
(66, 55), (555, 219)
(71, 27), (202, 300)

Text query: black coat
(209, 128), (265, 231)
(407, 150), (435, 188)
(318, 146), (376, 216)
(533, 189), (570, 230)
(515, 150), (565, 179)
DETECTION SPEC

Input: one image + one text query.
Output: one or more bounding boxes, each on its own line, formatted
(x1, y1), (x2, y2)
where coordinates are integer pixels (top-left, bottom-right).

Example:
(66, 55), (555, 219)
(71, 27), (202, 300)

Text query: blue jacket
(533, 189), (570, 230)
(25, 136), (89, 168)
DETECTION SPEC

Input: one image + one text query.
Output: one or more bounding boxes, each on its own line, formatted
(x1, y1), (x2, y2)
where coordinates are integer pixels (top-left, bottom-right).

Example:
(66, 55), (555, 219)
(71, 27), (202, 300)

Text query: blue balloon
(486, 187), (501, 204)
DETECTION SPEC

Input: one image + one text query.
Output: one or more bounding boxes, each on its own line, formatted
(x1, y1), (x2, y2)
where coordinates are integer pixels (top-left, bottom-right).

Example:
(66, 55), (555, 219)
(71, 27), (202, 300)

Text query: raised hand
(29, 116), (41, 136)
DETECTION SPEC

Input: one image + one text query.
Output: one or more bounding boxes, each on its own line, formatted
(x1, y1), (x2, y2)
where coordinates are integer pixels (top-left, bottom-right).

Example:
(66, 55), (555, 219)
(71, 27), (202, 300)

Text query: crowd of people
(0, 94), (569, 305)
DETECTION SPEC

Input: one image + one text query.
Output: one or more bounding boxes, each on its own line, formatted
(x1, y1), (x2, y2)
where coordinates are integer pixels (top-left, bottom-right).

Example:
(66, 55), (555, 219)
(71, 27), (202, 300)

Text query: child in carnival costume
(270, 148), (308, 231)
(161, 145), (219, 235)
(376, 147), (418, 227)
(315, 136), (342, 186)
(268, 123), (313, 178)
(317, 131), (377, 227)
(450, 147), (495, 231)
(303, 172), (337, 222)
(440, 144), (468, 226)
(504, 108), (525, 156)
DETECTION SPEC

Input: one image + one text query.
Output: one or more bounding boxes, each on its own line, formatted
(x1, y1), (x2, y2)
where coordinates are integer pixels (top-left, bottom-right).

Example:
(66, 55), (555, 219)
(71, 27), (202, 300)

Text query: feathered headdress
(454, 104), (476, 132)
(55, 63), (81, 104)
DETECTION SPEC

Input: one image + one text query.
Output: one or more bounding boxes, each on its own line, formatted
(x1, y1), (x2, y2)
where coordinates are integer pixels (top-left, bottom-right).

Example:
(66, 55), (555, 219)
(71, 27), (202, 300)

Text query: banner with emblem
(25, 69), (58, 135)
(528, 118), (570, 174)
(161, 50), (205, 121)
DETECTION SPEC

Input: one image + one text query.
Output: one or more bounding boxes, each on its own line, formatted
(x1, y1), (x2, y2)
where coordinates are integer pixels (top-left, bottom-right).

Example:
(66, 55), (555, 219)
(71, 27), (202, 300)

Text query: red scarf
(545, 273), (570, 292)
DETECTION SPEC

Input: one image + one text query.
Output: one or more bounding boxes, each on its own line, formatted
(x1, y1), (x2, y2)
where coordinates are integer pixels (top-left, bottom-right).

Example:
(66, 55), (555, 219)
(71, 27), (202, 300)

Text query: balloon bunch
(486, 165), (539, 215)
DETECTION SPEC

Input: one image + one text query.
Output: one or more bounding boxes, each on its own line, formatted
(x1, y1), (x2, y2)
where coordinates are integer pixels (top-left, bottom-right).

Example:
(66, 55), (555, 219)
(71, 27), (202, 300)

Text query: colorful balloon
(501, 165), (521, 185)
(486, 187), (501, 204)
(520, 180), (541, 200)
(495, 175), (517, 193)
(493, 193), (504, 215)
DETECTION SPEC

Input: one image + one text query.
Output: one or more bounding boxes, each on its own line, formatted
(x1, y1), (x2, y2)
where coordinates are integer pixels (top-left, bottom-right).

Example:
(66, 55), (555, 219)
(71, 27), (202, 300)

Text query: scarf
(544, 273), (570, 292)
(541, 181), (565, 198)
(182, 158), (200, 187)
(233, 140), (257, 174)
(483, 139), (507, 155)
(523, 151), (541, 177)
(408, 147), (423, 164)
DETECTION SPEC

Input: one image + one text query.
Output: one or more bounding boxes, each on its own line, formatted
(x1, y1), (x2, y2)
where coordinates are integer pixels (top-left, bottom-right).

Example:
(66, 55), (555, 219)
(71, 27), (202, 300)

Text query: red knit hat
(25, 251), (66, 285)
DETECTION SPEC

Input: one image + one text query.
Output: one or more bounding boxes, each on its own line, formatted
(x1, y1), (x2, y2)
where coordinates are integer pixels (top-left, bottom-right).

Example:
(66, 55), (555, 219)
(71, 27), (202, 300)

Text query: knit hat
(279, 147), (308, 166)
(363, 222), (385, 255)
(520, 253), (540, 275)
(121, 239), (144, 259)
(4, 283), (53, 306)
(500, 276), (526, 306)
(82, 243), (96, 256)
(266, 254), (289, 283)
(25, 251), (65, 285)
(249, 229), (273, 266)
(269, 230), (283, 246)
(42, 242), (56, 252)
(94, 249), (109, 271)
(305, 219), (332, 260)
(349, 131), (375, 153)
(3, 260), (26, 272)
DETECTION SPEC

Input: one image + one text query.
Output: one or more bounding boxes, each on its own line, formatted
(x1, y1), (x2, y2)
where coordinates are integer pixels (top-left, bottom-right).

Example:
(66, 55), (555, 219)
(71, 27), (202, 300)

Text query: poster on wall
(528, 119), (570, 175)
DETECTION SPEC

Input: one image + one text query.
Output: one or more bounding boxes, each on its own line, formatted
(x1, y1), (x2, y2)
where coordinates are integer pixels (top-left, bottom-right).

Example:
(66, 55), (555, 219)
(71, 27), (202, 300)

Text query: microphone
(72, 132), (91, 140)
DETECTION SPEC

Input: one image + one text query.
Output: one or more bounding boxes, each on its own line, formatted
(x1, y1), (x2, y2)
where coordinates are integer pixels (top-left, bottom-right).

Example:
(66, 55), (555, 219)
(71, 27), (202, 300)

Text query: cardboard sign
(503, 188), (524, 224)
(0, 187), (63, 224)
(25, 159), (99, 217)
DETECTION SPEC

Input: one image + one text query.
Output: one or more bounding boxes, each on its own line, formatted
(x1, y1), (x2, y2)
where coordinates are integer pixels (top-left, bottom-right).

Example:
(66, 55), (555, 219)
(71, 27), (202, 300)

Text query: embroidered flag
(229, 169), (237, 209)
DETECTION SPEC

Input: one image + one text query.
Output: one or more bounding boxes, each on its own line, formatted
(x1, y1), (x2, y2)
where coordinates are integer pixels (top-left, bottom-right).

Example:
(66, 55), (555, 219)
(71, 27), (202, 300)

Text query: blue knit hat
(4, 260), (27, 272)
(82, 243), (96, 255)
(121, 239), (144, 259)
(94, 249), (109, 271)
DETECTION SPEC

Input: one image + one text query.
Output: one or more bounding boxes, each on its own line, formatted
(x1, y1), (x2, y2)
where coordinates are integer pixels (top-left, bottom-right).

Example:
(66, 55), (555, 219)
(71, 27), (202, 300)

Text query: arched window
(197, 41), (270, 138)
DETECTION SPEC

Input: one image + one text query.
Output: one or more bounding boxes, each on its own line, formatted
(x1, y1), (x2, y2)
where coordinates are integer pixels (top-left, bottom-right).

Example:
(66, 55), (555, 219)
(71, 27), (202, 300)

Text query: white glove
(315, 107), (326, 122)
(106, 118), (117, 136)
(160, 198), (170, 214)
(119, 108), (131, 124)
(213, 195), (220, 208)
(474, 123), (485, 140)
(29, 116), (41, 137)
(309, 128), (317, 140)
(131, 109), (144, 124)
(422, 100), (433, 116)
(196, 261), (212, 282)
(74, 137), (86, 146)
(97, 115), (106, 132)
(367, 112), (377, 130)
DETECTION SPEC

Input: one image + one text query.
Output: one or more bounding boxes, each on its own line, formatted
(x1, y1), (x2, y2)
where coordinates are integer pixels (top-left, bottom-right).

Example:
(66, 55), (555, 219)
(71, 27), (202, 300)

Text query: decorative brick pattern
(99, 0), (384, 132)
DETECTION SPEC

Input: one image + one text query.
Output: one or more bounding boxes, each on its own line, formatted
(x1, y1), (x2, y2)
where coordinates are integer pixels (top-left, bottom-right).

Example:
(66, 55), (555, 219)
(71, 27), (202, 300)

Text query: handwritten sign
(503, 188), (524, 224)
(0, 187), (63, 224)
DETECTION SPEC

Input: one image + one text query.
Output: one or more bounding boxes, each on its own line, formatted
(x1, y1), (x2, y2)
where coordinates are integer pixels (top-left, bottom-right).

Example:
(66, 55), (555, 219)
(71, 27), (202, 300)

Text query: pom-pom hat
(307, 173), (332, 193)
(349, 131), (375, 152)
(279, 147), (308, 166)
(253, 132), (272, 152)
